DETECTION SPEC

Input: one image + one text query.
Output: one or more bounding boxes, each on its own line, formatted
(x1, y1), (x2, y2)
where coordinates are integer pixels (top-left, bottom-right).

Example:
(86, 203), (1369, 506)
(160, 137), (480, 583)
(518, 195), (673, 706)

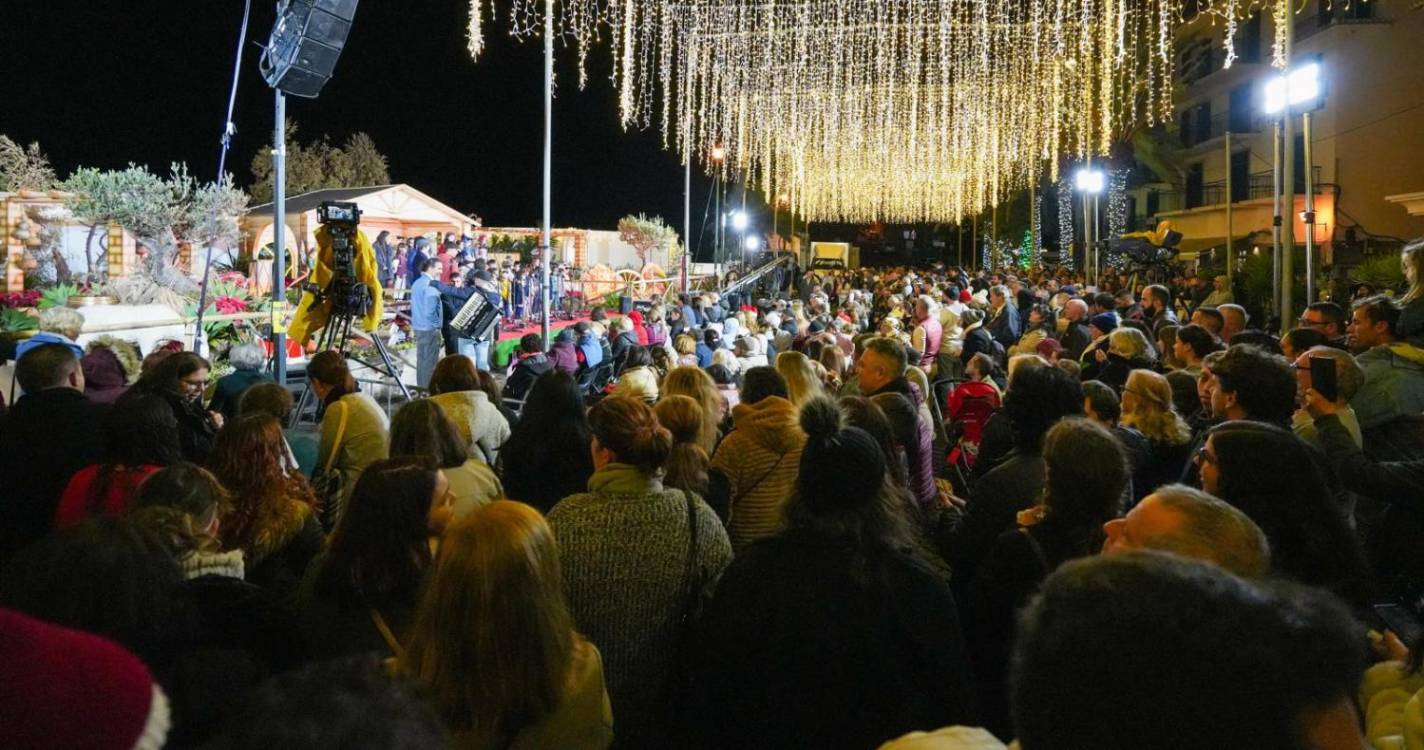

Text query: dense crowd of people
(2, 237), (1424, 749)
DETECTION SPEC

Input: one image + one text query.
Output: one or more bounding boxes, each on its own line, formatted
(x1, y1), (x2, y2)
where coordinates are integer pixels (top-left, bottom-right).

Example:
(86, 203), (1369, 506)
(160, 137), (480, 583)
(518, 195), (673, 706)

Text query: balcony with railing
(1180, 111), (1261, 149)
(1143, 166), (1323, 219)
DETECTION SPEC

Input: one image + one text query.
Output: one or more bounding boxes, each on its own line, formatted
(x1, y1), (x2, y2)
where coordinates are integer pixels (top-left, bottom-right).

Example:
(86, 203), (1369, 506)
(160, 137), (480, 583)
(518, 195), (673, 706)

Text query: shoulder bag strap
(1018, 527), (1052, 577)
(682, 490), (700, 607)
(729, 450), (789, 509)
(321, 399), (351, 476)
(369, 608), (406, 661)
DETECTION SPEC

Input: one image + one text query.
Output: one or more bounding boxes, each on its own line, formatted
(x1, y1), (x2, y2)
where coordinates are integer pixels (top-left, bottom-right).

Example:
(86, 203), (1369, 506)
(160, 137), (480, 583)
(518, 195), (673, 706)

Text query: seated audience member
(1300, 301), (1349, 349)
(129, 463), (242, 581)
(1217, 303), (1249, 341)
(0, 516), (277, 744)
(734, 334), (769, 371)
(1346, 295), (1424, 430)
(1198, 420), (1374, 610)
(1010, 553), (1366, 750)
(707, 367), (805, 546)
(573, 322), (605, 371)
(55, 393), (182, 528)
(548, 397), (731, 745)
(1156, 325), (1184, 370)
(239, 383), (319, 477)
(706, 363), (740, 420)
(1190, 305), (1225, 337)
(505, 333), (554, 402)
(1093, 327), (1157, 393)
(1120, 369), (1193, 502)
(840, 395), (909, 489)
(612, 345), (660, 402)
(966, 418), (1128, 737)
(307, 351), (391, 521)
(1081, 379), (1149, 485)
(777, 349), (825, 406)
(655, 395), (711, 497)
(205, 656), (448, 750)
(207, 343), (273, 424)
(0, 608), (173, 750)
(608, 317), (640, 372)
(1208, 344), (1297, 428)
(661, 366), (724, 454)
(208, 416), (323, 598)
(81, 336), (141, 405)
(405, 501), (613, 747)
(1173, 323), (1224, 377)
(1291, 345), (1367, 449)
(674, 334), (700, 368)
(872, 391), (938, 511)
(691, 397), (974, 750)
(1102, 483), (1270, 576)
(298, 457), (447, 660)
(428, 355), (511, 466)
(389, 400), (500, 520)
(499, 371), (595, 514)
(548, 329), (580, 375)
(127, 352), (222, 463)
(0, 343), (108, 564)
(943, 365), (1083, 572)
(1282, 327), (1330, 362)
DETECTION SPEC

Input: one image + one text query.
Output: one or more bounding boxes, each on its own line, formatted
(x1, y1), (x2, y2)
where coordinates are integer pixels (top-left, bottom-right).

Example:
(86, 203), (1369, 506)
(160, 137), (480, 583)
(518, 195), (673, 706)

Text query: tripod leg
(370, 333), (412, 401)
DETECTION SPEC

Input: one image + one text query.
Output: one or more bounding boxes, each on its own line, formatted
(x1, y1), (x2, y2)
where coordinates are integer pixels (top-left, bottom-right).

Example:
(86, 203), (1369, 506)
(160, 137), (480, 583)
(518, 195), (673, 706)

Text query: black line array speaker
(260, 0), (359, 98)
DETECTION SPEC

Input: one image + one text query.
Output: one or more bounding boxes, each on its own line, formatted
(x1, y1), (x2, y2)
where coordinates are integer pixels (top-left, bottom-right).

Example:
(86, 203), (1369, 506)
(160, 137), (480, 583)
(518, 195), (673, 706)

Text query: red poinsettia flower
(213, 296), (248, 315)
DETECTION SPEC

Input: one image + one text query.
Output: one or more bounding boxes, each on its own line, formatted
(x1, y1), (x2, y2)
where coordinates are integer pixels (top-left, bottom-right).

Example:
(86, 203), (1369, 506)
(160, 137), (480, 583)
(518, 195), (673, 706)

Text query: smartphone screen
(1376, 604), (1424, 645)
(1310, 355), (1338, 402)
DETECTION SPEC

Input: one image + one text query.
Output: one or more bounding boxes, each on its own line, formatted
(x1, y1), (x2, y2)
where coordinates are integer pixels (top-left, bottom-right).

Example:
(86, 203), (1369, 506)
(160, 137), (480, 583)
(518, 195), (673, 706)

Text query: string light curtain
(474, 0), (1277, 224)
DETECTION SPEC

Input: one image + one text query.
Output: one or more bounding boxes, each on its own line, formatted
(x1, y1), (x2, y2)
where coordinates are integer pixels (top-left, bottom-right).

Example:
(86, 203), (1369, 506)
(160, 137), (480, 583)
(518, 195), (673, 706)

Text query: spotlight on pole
(743, 235), (761, 252)
(1264, 62), (1322, 115)
(710, 145), (727, 162)
(730, 210), (749, 231)
(1074, 168), (1105, 194)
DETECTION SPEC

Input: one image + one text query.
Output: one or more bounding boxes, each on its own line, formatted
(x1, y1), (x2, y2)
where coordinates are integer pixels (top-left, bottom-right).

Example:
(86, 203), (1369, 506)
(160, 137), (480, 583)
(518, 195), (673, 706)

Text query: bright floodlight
(1075, 168), (1105, 194)
(743, 235), (761, 251)
(1264, 63), (1321, 115)
(710, 145), (727, 162)
(730, 210), (749, 231)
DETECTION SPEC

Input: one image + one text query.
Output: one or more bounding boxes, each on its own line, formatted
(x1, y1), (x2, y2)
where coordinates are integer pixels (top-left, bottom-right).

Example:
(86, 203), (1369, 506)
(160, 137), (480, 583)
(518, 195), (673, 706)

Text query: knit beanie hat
(0, 608), (171, 750)
(796, 396), (886, 511)
(1090, 313), (1119, 335)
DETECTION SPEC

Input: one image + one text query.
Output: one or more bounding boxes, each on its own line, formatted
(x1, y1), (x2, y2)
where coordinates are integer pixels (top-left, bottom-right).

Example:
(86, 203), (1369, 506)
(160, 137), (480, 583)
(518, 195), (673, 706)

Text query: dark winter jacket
(0, 388), (108, 566)
(504, 352), (554, 402)
(688, 531), (977, 749)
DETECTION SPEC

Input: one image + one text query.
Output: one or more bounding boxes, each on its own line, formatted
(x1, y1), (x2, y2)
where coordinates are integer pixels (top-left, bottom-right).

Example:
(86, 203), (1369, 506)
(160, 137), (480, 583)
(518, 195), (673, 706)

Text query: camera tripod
(291, 306), (412, 426)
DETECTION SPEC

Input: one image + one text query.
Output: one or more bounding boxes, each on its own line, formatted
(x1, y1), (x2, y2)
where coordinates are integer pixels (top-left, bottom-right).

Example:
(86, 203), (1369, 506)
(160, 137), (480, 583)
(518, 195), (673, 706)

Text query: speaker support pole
(272, 88), (288, 385)
(539, 0), (553, 346)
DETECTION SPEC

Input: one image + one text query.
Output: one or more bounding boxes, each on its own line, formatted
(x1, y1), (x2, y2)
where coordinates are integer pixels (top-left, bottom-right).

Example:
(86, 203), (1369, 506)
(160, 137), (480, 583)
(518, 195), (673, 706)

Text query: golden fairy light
(474, 0), (1283, 223)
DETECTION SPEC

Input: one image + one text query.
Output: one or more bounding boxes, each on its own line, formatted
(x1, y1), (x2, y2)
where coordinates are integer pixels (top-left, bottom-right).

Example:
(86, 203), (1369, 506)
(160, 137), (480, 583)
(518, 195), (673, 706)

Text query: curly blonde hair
(1121, 369), (1191, 445)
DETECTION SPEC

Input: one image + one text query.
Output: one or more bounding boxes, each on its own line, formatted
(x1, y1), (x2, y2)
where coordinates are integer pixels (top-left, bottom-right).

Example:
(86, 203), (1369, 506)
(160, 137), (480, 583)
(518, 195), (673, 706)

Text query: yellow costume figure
(287, 225), (385, 344)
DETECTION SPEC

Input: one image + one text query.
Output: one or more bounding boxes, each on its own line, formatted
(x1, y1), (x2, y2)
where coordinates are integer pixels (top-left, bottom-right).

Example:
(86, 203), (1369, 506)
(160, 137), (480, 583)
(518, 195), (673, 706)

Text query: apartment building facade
(1128, 0), (1424, 263)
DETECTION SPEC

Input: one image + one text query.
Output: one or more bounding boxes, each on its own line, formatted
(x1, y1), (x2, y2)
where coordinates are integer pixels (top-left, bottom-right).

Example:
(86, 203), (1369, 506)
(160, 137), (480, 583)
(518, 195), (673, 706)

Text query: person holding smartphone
(1290, 346), (1366, 450)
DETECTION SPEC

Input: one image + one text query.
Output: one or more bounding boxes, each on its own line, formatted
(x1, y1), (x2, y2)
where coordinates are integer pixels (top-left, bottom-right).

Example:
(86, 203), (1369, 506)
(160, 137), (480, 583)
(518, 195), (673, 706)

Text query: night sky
(0, 0), (709, 234)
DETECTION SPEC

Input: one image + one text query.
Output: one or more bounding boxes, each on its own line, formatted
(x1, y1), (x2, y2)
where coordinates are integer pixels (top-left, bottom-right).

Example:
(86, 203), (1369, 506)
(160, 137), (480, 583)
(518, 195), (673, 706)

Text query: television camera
(302, 201), (372, 317)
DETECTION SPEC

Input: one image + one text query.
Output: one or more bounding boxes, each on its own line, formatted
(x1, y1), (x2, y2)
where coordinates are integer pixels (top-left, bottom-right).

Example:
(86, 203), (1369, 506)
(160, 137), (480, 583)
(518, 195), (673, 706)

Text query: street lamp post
(1075, 166), (1106, 285)
(1264, 61), (1325, 326)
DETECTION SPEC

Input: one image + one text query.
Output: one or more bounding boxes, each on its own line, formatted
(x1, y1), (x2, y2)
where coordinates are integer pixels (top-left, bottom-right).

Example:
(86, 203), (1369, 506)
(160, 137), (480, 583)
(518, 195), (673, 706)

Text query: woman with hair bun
(688, 396), (974, 749)
(547, 396), (731, 746)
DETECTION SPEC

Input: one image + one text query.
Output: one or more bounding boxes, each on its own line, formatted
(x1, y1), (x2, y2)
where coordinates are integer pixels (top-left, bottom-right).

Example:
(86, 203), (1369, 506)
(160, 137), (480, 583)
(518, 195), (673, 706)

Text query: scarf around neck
(586, 462), (663, 495)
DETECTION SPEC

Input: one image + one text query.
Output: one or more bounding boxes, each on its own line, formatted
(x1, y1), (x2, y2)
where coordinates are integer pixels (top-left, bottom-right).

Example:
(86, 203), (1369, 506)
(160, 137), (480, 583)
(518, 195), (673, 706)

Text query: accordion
(452, 291), (501, 342)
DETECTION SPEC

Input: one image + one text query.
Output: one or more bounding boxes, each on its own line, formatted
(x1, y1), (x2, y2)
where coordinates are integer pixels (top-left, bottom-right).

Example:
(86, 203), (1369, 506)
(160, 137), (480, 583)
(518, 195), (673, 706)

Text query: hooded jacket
(1352, 342), (1424, 429)
(549, 337), (580, 375)
(708, 396), (807, 549)
(504, 352), (553, 401)
(866, 377), (939, 510)
(430, 389), (512, 465)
